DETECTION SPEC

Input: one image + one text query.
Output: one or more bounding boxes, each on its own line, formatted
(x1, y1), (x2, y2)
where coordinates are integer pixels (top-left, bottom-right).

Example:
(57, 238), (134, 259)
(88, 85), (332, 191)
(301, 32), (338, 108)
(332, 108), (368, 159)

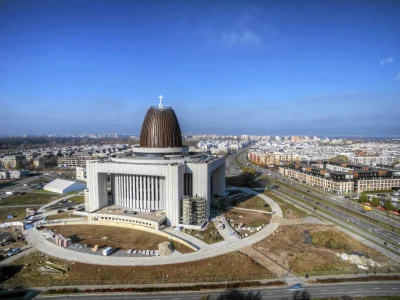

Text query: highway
(236, 150), (400, 229)
(233, 150), (400, 252)
(34, 282), (400, 299)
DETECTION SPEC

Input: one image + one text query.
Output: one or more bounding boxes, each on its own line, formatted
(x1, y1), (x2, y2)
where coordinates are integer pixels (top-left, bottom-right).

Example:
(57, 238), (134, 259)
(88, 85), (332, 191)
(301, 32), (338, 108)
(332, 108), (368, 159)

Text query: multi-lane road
(233, 149), (400, 253)
(34, 282), (400, 300)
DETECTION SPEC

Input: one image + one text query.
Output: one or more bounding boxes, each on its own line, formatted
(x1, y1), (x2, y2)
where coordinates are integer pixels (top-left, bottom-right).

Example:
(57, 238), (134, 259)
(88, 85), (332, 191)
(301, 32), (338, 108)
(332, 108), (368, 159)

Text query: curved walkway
(25, 187), (283, 266)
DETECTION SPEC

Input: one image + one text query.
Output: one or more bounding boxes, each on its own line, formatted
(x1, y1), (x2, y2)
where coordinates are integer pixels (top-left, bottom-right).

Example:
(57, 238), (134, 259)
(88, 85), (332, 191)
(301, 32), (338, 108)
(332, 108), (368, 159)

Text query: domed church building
(84, 97), (225, 228)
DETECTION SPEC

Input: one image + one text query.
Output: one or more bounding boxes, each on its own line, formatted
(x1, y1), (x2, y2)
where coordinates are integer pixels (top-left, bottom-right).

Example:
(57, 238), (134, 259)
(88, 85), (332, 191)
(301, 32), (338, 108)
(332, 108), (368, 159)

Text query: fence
(0, 222), (23, 228)
(1, 273), (277, 289)
(295, 264), (400, 278)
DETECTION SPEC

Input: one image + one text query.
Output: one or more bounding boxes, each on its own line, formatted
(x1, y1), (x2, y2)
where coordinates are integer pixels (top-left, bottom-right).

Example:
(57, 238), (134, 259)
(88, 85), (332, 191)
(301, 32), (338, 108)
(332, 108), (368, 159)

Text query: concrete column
(135, 175), (138, 208)
(129, 175), (132, 208)
(122, 175), (125, 207)
(115, 174), (120, 206)
(155, 176), (159, 210)
(139, 175), (143, 209)
(146, 176), (150, 210)
(151, 176), (155, 210)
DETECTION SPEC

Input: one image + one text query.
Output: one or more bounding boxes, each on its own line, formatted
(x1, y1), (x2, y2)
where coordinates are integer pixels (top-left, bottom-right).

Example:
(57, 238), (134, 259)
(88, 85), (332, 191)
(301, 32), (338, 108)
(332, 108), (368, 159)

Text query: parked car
(7, 248), (21, 257)
(127, 249), (132, 254)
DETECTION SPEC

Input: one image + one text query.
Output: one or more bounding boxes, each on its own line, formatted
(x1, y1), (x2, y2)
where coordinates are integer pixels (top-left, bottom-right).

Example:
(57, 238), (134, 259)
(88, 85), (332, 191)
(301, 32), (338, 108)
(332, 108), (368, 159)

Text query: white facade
(85, 156), (225, 226)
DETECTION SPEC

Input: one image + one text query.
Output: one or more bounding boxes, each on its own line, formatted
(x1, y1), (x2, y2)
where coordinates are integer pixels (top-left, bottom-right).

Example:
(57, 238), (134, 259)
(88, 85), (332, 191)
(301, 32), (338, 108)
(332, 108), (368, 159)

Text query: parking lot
(46, 238), (161, 258)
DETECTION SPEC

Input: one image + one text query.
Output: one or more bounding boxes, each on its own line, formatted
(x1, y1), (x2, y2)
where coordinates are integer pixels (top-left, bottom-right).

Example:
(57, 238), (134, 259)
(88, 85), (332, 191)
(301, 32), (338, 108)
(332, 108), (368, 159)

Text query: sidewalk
(24, 188), (284, 266)
(162, 227), (210, 250)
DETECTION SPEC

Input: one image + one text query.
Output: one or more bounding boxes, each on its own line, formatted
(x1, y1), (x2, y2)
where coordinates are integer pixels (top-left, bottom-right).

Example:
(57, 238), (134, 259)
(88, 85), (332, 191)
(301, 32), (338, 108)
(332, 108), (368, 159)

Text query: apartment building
(279, 163), (354, 193)
(248, 151), (299, 166)
(58, 155), (91, 168)
(0, 155), (26, 169)
(279, 161), (400, 193)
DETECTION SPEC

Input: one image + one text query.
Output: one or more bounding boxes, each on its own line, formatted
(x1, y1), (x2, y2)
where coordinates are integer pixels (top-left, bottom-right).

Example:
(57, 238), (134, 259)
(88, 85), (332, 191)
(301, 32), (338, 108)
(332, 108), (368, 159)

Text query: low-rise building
(1, 155), (26, 169)
(248, 151), (299, 166)
(279, 161), (400, 193)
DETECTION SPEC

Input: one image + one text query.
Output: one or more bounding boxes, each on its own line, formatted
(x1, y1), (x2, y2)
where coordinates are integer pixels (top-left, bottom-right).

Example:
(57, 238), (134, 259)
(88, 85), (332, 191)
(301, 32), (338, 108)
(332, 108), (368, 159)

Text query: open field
(68, 196), (84, 204)
(234, 195), (272, 212)
(49, 224), (194, 253)
(0, 193), (59, 206)
(254, 224), (394, 274)
(183, 222), (224, 244)
(264, 191), (308, 219)
(2, 251), (272, 285)
(224, 208), (271, 228)
(0, 207), (28, 221)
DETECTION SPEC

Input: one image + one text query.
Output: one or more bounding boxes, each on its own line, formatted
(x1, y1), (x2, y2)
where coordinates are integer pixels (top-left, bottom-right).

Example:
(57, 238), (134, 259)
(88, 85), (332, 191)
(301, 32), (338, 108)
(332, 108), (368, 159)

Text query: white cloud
(380, 57), (394, 66)
(221, 29), (261, 45)
(394, 73), (400, 80)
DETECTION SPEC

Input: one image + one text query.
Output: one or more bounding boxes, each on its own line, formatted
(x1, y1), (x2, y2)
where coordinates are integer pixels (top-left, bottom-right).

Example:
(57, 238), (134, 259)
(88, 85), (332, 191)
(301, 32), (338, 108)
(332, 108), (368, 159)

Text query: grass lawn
(184, 222), (224, 244)
(264, 192), (308, 219)
(234, 195), (272, 212)
(0, 193), (59, 206)
(3, 251), (271, 286)
(0, 207), (28, 221)
(68, 196), (84, 204)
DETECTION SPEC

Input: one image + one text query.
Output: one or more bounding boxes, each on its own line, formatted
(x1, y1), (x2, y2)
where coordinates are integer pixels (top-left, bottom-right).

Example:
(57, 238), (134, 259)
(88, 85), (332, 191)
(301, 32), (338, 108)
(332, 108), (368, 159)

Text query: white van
(102, 247), (113, 256)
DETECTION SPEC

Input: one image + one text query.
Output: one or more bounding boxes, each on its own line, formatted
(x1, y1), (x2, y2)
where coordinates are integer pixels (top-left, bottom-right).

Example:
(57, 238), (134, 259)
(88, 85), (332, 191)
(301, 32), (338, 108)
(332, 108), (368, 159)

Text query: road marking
(392, 288), (399, 290)
(374, 288), (380, 290)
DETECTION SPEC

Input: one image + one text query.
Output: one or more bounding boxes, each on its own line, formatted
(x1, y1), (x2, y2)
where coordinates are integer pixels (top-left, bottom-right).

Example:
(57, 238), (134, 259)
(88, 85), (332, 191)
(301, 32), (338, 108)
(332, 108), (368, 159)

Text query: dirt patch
(49, 225), (194, 253)
(254, 224), (393, 273)
(4, 251), (272, 285)
(183, 222), (224, 244)
(224, 208), (271, 228)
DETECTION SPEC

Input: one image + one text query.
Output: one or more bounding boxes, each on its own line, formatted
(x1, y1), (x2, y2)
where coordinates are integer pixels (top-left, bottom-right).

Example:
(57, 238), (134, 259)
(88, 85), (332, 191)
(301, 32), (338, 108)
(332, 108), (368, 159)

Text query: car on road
(288, 283), (304, 291)
(103, 247), (113, 256)
(7, 248), (21, 257)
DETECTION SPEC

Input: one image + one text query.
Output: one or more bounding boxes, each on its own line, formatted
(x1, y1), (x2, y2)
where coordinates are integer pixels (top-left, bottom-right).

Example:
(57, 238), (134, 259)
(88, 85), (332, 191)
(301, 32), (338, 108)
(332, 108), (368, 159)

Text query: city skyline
(1, 0), (400, 135)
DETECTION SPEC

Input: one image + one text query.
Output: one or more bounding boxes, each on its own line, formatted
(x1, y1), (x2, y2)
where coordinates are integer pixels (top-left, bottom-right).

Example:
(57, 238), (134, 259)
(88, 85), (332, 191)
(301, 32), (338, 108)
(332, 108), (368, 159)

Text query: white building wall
(85, 157), (225, 226)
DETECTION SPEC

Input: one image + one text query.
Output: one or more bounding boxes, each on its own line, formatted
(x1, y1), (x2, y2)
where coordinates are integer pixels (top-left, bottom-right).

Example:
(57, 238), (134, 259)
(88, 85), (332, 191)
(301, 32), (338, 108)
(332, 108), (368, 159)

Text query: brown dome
(140, 106), (183, 148)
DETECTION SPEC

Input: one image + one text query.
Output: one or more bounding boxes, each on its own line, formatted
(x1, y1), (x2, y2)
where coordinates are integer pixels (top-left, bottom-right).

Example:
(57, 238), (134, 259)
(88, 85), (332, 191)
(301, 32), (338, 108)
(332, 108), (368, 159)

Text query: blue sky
(0, 0), (399, 136)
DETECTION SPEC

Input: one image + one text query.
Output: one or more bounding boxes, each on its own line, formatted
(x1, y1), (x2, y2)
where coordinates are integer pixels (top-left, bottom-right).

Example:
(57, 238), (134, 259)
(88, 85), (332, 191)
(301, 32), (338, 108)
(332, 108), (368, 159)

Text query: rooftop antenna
(158, 95), (164, 109)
